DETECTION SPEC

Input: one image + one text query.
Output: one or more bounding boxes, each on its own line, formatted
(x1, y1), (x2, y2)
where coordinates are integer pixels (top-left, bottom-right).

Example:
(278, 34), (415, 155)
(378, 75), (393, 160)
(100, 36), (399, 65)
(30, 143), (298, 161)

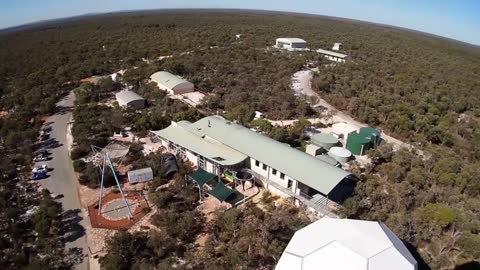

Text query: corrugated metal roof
(115, 90), (144, 103)
(317, 48), (348, 58)
(127, 167), (152, 177)
(152, 122), (248, 166)
(186, 116), (351, 195)
(276, 218), (417, 270)
(150, 71), (193, 90)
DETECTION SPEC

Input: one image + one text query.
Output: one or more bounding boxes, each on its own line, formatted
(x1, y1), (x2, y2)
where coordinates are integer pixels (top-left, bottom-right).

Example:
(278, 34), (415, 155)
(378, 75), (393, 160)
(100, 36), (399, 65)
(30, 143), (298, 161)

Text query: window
(255, 160), (260, 167)
(272, 169), (277, 175)
(263, 164), (267, 171)
(288, 179), (293, 188)
(280, 173), (285, 180)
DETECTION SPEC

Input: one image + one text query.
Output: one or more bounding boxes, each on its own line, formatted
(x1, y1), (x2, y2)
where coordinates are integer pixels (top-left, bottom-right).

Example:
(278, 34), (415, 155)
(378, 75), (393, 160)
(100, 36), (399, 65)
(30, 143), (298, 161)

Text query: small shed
(306, 144), (322, 157)
(127, 167), (153, 184)
(332, 42), (342, 51)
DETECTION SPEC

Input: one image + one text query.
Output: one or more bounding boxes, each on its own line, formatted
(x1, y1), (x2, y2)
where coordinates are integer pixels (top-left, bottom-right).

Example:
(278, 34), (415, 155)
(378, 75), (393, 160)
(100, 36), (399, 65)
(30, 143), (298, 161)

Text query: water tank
(346, 132), (371, 155)
(311, 133), (339, 150)
(359, 127), (381, 146)
(328, 147), (352, 163)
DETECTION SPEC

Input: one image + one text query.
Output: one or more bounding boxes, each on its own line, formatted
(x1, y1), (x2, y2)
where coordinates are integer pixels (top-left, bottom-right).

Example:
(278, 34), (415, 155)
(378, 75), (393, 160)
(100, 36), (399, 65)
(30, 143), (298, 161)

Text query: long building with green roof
(152, 116), (353, 212)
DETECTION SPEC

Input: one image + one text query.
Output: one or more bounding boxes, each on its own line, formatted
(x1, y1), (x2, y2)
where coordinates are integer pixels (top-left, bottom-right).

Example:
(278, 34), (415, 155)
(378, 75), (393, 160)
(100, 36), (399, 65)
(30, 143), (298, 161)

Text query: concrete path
(36, 92), (89, 269)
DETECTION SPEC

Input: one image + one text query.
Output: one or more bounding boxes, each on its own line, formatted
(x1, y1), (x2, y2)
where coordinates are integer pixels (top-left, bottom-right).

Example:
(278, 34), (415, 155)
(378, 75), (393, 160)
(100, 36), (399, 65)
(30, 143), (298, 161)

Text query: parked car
(32, 164), (48, 173)
(32, 171), (47, 180)
(33, 155), (48, 162)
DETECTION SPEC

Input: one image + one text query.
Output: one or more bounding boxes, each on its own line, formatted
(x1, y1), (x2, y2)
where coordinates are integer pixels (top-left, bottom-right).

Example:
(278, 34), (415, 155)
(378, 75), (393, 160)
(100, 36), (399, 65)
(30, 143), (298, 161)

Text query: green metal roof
(150, 71), (193, 90)
(151, 123), (248, 166)
(189, 168), (217, 187)
(186, 116), (351, 195)
(207, 181), (236, 202)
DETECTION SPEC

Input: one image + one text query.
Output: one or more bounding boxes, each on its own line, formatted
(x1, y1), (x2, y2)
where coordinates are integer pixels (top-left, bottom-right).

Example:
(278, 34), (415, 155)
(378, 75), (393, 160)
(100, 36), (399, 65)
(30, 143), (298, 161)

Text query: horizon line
(1, 8), (479, 47)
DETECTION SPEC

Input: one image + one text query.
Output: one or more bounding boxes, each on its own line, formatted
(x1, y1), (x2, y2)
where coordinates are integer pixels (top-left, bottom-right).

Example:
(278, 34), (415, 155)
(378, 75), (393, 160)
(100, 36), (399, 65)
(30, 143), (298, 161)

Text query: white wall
(185, 151), (198, 168)
(206, 160), (214, 173)
(250, 158), (298, 194)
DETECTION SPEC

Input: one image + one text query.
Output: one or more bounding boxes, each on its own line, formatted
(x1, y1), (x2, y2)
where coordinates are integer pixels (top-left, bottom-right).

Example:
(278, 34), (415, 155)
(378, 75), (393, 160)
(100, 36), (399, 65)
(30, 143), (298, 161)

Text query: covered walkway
(188, 168), (238, 204)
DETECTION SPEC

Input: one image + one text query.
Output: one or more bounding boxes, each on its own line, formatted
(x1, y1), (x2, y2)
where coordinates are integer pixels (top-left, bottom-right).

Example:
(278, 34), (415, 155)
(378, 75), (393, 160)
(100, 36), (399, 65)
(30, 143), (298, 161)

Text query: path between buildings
(279, 69), (414, 151)
(37, 92), (89, 269)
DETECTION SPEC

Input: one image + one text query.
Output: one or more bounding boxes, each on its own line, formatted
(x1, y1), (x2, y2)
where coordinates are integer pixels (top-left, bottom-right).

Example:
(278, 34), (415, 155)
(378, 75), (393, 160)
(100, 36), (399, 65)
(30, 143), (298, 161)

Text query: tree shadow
(55, 105), (74, 115)
(41, 138), (63, 149)
(405, 243), (431, 270)
(454, 262), (480, 270)
(62, 208), (86, 243)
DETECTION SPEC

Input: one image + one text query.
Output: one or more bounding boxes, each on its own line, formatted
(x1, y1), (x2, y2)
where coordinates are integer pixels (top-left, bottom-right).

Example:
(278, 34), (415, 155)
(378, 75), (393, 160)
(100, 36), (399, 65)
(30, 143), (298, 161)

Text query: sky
(1, 0), (479, 45)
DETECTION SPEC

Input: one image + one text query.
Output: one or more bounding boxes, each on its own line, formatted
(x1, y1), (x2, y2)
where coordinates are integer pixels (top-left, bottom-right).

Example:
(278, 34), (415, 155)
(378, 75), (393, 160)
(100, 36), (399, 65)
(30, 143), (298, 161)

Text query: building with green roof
(152, 116), (353, 213)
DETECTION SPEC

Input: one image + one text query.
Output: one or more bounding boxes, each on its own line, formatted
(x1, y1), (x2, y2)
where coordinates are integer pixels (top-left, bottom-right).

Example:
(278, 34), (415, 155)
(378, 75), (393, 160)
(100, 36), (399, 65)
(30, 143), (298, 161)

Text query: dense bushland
(1, 10), (480, 269)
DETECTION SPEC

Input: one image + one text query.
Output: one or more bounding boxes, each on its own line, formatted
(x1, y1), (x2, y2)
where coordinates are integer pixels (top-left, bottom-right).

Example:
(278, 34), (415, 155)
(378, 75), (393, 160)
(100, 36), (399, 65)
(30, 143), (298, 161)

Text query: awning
(207, 181), (236, 202)
(189, 168), (216, 187)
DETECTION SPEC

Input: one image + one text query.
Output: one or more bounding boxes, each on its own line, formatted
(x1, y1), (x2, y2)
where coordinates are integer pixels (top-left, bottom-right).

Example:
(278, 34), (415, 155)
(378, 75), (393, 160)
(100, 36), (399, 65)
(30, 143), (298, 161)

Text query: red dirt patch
(88, 191), (150, 230)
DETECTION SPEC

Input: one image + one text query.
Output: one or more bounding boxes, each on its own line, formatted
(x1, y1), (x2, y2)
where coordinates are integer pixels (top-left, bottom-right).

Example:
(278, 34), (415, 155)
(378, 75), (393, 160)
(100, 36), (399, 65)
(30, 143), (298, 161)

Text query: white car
(32, 164), (48, 173)
(33, 156), (48, 162)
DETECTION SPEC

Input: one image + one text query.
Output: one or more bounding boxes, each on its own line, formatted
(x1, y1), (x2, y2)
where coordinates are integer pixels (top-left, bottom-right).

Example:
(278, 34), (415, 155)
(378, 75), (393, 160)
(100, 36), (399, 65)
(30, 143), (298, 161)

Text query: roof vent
(226, 121), (232, 125)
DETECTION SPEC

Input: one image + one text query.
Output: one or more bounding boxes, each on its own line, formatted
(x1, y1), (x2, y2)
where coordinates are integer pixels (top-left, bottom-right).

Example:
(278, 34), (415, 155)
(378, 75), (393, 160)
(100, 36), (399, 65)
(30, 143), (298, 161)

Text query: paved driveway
(36, 92), (89, 269)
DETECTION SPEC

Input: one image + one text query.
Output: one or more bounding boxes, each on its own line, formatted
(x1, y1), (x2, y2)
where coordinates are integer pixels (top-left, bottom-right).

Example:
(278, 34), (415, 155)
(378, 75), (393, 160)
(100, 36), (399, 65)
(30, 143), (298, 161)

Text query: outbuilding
(150, 71), (194, 95)
(115, 90), (145, 109)
(317, 48), (348, 63)
(275, 38), (307, 50)
(332, 42), (342, 51)
(276, 218), (418, 270)
(127, 167), (153, 184)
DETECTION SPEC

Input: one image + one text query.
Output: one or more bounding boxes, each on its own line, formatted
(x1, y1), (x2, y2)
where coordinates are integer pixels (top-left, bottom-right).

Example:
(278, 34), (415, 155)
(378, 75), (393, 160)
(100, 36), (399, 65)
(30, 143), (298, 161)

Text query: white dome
(276, 218), (417, 270)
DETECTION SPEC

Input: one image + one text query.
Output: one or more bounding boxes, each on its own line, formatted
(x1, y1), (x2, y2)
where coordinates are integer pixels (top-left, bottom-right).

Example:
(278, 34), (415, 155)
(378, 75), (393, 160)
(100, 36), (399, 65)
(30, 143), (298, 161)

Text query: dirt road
(285, 69), (413, 150)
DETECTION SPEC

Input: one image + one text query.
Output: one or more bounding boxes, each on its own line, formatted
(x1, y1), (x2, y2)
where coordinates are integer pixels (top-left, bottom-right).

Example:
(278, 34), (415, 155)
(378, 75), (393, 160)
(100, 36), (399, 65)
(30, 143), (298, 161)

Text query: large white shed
(275, 38), (307, 50)
(150, 71), (194, 95)
(115, 90), (145, 109)
(276, 218), (417, 270)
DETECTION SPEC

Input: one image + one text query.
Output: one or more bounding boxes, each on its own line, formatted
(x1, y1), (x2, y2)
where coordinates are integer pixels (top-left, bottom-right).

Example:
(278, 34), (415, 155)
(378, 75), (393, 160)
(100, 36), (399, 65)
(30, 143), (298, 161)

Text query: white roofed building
(275, 38), (307, 50)
(276, 218), (417, 270)
(127, 167), (153, 184)
(332, 42), (342, 51)
(115, 90), (145, 109)
(317, 48), (348, 63)
(150, 71), (194, 95)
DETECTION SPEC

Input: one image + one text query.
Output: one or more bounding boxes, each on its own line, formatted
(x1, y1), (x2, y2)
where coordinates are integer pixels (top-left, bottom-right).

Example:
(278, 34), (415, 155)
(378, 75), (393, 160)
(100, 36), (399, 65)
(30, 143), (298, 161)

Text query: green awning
(189, 168), (216, 187)
(207, 181), (236, 202)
